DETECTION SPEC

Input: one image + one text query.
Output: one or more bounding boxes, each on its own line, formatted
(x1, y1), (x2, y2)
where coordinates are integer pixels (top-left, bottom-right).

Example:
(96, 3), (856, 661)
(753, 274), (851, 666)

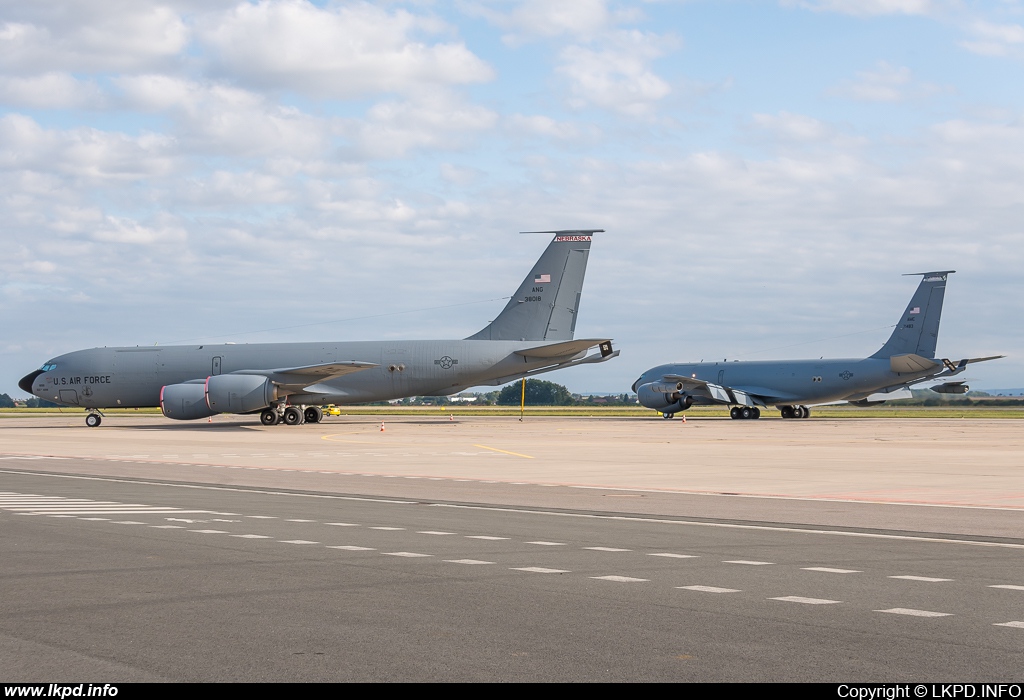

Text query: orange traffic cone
(681, 415), (686, 424)
(380, 421), (385, 432)
(449, 414), (454, 421)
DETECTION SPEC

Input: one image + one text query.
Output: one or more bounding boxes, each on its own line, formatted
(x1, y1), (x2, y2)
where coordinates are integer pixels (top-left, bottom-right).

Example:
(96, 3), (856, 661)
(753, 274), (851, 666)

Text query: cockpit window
(40, 363), (57, 371)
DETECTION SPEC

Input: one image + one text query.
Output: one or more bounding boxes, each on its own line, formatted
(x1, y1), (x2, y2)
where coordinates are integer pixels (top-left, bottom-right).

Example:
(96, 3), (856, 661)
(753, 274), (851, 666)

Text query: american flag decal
(534, 274), (551, 284)
(909, 307), (920, 314)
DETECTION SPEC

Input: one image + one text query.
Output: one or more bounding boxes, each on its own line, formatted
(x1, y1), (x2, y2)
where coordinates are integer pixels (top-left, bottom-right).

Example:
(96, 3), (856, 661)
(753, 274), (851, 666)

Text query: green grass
(4, 405), (1022, 418)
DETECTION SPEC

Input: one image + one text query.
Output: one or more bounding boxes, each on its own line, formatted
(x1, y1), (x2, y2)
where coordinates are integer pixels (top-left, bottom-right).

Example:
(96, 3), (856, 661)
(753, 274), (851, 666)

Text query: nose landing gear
(85, 412), (102, 428)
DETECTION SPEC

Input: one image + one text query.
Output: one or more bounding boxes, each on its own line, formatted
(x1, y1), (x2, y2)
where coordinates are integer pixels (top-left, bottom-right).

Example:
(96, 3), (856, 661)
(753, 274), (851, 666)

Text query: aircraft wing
(663, 375), (798, 407)
(233, 361), (379, 389)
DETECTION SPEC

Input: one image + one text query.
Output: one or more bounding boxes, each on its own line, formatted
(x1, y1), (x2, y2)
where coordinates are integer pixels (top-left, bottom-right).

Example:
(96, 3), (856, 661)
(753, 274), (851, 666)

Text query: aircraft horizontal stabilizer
(514, 339), (612, 359)
(890, 354), (941, 373)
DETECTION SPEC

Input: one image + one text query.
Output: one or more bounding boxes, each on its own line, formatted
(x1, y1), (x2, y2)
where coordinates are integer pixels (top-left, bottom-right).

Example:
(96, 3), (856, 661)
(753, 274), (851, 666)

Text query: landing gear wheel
(752, 408), (761, 419)
(740, 407), (752, 419)
(780, 406), (794, 419)
(260, 409), (280, 426)
(304, 406), (323, 424)
(85, 413), (102, 428)
(801, 405), (811, 419)
(730, 407), (740, 419)
(662, 412), (674, 420)
(283, 406), (303, 426)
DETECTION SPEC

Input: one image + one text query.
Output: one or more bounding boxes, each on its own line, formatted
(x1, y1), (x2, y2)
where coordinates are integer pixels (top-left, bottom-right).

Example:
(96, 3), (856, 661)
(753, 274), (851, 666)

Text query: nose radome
(19, 369), (44, 394)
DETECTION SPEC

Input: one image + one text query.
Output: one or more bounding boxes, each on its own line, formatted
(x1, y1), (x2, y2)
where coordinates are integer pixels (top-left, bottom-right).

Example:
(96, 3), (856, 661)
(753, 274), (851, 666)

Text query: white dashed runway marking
(876, 608), (952, 617)
(648, 553), (698, 559)
(802, 567), (861, 574)
(384, 552), (431, 558)
(994, 621), (1024, 628)
(445, 559), (494, 565)
(724, 560), (774, 566)
(418, 531), (455, 535)
(889, 575), (952, 582)
(327, 545), (374, 551)
(280, 540), (318, 545)
(527, 541), (565, 546)
(678, 586), (741, 593)
(989, 585), (1024, 591)
(592, 575), (648, 583)
(466, 535), (508, 540)
(771, 596), (842, 605)
(585, 547), (631, 552)
(512, 567), (569, 574)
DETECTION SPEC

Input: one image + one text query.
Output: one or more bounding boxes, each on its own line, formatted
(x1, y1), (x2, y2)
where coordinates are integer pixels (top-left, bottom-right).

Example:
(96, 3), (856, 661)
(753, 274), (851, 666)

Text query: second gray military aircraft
(634, 271), (1002, 420)
(20, 230), (617, 427)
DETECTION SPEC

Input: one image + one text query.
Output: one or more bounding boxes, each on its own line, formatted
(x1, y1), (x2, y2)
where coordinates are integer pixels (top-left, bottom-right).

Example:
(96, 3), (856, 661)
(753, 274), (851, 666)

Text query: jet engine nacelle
(161, 383), (217, 420)
(931, 382), (969, 395)
(205, 374), (278, 414)
(636, 382), (692, 412)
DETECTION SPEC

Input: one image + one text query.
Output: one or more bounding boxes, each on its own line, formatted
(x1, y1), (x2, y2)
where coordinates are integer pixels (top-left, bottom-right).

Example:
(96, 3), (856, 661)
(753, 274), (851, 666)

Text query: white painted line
(994, 621), (1024, 629)
(466, 535), (509, 540)
(48, 515), (76, 518)
(232, 534), (270, 539)
(990, 585), (1024, 591)
(246, 516), (277, 519)
(889, 575), (952, 582)
(648, 553), (698, 559)
(326, 522), (359, 527)
(771, 596), (842, 605)
(678, 585), (741, 593)
(279, 540), (319, 545)
(527, 541), (566, 546)
(112, 521), (146, 525)
(418, 531), (456, 535)
(875, 608), (952, 617)
(724, 560), (774, 566)
(189, 529), (228, 534)
(445, 559), (494, 565)
(327, 546), (375, 551)
(591, 575), (648, 583)
(370, 527), (405, 531)
(286, 519), (315, 523)
(78, 517), (110, 521)
(150, 525), (184, 529)
(512, 567), (569, 574)
(585, 547), (631, 552)
(802, 567), (861, 574)
(383, 552), (432, 558)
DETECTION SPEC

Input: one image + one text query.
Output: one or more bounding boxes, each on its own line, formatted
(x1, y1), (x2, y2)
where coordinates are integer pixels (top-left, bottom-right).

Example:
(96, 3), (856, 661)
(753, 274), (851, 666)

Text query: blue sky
(1, 0), (1022, 395)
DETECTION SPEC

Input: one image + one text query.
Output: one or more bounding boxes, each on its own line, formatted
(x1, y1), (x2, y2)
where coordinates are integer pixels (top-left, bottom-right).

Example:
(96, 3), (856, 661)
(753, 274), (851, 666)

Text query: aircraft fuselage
(635, 357), (936, 408)
(27, 340), (577, 410)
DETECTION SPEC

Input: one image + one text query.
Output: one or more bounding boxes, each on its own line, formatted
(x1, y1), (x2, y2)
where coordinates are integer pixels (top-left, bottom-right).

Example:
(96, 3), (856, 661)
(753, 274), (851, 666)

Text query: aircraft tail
(467, 230), (601, 341)
(871, 271), (954, 360)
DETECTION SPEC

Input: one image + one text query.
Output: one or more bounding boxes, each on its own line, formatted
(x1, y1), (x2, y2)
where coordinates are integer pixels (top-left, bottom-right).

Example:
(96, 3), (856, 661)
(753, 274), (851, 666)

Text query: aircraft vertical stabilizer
(467, 230), (601, 341)
(871, 271), (953, 360)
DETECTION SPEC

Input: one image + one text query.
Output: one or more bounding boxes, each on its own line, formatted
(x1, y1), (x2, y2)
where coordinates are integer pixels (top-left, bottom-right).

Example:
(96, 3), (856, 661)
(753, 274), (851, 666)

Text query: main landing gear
(729, 407), (761, 420)
(85, 412), (102, 427)
(780, 405), (811, 419)
(259, 405), (325, 427)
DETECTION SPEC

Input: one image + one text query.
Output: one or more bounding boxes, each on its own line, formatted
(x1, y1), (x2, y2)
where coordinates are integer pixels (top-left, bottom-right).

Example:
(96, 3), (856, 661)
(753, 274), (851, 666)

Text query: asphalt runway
(1, 415), (1022, 681)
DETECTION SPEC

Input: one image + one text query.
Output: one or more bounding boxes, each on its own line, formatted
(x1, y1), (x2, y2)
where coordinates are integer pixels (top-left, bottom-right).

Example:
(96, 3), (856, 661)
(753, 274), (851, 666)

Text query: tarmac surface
(1, 414), (1022, 681)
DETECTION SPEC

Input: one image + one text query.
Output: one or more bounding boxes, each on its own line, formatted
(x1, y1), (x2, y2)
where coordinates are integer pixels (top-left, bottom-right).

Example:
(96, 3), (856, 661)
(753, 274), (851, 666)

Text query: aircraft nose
(19, 370), (44, 394)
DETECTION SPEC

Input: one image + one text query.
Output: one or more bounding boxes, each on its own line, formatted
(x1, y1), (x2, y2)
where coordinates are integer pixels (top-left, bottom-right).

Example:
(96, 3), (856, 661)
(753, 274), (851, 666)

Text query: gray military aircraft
(19, 230), (617, 427)
(633, 271), (1003, 420)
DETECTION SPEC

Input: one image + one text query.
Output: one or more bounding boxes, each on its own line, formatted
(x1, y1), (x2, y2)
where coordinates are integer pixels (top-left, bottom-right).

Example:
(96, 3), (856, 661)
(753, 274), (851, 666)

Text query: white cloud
(201, 0), (494, 98)
(0, 3), (189, 74)
(351, 92), (498, 158)
(464, 0), (621, 44)
(0, 73), (106, 109)
(557, 30), (676, 117)
(781, 0), (943, 16)
(959, 20), (1024, 57)
(830, 61), (946, 102)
